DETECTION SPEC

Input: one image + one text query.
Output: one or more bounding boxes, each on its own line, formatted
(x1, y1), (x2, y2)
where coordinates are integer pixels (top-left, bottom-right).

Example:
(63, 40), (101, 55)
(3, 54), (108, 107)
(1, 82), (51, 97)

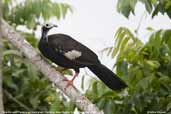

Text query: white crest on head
(64, 50), (82, 60)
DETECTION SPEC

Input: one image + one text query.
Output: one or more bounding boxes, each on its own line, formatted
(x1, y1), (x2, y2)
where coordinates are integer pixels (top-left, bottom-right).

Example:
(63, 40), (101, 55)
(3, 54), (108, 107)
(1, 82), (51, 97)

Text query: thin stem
(135, 11), (147, 37)
(4, 90), (31, 111)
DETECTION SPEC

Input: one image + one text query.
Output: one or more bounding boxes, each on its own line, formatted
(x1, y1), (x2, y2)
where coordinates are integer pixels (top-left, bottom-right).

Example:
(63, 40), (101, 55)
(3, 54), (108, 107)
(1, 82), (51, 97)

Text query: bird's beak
(53, 24), (58, 27)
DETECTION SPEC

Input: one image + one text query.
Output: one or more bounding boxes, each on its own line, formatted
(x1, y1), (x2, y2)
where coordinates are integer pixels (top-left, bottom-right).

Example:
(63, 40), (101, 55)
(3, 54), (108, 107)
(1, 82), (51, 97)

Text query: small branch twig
(135, 11), (146, 37)
(4, 90), (31, 111)
(1, 19), (104, 114)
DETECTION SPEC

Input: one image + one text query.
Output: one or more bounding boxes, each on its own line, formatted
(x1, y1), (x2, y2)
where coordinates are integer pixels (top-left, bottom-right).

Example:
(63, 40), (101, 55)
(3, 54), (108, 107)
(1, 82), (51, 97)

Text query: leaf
(145, 60), (160, 69)
(3, 50), (22, 57)
(120, 36), (130, 52)
(111, 47), (119, 58)
(29, 95), (40, 109)
(167, 102), (171, 111)
(104, 100), (114, 114)
(146, 27), (155, 31)
(144, 0), (153, 13)
(117, 0), (137, 18)
(4, 0), (72, 28)
(117, 0), (171, 18)
(60, 3), (72, 18)
(111, 27), (137, 58)
(96, 98), (106, 109)
(52, 3), (61, 19)
(116, 61), (128, 76)
(113, 28), (127, 57)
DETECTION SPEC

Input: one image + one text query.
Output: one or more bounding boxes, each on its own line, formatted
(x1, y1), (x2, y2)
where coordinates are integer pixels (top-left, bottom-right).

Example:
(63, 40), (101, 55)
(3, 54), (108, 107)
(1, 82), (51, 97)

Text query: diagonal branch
(0, 19), (104, 114)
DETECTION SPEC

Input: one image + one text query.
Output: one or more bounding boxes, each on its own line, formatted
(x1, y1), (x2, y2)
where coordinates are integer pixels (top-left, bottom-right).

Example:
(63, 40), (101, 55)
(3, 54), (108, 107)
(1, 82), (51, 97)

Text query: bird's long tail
(88, 64), (127, 90)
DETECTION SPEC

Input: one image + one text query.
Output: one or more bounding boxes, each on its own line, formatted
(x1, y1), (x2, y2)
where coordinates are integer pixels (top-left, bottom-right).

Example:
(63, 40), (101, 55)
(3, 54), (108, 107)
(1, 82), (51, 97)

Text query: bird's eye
(46, 24), (49, 27)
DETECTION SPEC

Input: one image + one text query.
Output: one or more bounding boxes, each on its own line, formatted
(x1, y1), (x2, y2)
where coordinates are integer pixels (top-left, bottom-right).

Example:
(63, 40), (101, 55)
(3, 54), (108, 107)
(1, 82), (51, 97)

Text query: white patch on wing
(64, 50), (82, 60)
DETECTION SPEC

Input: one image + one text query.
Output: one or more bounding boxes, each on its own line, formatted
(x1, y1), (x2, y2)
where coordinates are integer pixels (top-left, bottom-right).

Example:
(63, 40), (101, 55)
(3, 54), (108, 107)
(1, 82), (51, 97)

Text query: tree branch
(0, 0), (4, 112)
(0, 19), (104, 114)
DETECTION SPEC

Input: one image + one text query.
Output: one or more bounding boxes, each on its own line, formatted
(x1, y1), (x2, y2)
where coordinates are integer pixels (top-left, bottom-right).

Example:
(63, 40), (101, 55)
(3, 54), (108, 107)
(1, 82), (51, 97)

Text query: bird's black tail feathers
(88, 64), (127, 90)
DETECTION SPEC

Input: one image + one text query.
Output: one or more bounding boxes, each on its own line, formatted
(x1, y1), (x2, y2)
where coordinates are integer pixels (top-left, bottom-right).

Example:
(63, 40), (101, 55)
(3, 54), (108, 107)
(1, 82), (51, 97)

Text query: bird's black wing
(48, 34), (100, 65)
(47, 34), (127, 90)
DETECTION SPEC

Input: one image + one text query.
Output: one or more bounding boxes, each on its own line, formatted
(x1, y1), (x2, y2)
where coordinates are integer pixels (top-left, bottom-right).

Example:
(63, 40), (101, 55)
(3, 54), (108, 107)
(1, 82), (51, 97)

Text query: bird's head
(42, 23), (58, 33)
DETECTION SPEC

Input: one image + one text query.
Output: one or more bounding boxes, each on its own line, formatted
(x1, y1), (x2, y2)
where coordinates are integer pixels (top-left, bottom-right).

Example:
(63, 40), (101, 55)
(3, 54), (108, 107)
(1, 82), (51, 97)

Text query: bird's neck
(41, 30), (48, 42)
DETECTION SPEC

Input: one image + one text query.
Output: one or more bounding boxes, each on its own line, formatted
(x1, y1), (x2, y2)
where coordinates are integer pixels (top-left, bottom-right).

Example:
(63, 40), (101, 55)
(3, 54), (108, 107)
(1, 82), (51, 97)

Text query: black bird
(38, 23), (127, 90)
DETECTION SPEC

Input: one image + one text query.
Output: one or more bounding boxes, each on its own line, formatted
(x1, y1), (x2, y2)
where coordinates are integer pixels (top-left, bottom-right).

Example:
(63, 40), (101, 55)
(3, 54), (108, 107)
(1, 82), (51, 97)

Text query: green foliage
(2, 0), (72, 29)
(85, 28), (171, 114)
(117, 0), (171, 18)
(2, 0), (75, 111)
(2, 38), (75, 111)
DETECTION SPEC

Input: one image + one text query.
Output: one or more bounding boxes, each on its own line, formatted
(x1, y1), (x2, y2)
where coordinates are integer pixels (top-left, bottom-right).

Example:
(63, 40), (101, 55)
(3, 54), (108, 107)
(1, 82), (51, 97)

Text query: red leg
(63, 72), (79, 90)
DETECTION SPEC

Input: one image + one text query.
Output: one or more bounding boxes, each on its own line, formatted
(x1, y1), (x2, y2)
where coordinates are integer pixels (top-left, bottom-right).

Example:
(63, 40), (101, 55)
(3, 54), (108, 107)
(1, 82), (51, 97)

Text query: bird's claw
(63, 77), (76, 90)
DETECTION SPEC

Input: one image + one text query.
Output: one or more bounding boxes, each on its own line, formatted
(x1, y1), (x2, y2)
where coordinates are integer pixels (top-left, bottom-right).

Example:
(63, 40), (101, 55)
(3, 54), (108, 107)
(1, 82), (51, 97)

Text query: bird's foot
(63, 72), (78, 90)
(63, 77), (76, 90)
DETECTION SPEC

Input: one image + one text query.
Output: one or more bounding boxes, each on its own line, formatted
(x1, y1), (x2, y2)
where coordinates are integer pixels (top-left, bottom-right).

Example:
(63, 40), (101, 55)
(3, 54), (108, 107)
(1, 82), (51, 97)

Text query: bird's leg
(63, 72), (79, 90)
